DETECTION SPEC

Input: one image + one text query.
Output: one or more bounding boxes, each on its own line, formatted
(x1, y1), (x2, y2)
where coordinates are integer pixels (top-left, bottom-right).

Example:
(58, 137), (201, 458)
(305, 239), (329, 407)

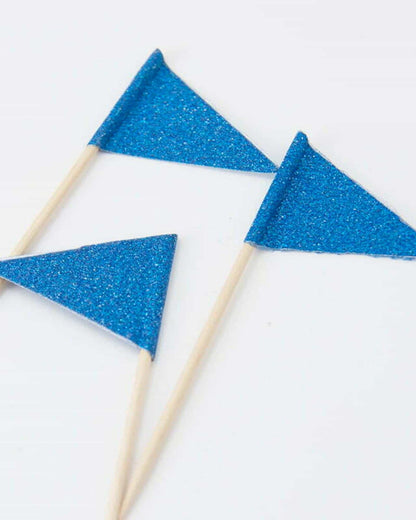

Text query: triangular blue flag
(89, 49), (276, 173)
(0, 235), (177, 356)
(246, 132), (416, 259)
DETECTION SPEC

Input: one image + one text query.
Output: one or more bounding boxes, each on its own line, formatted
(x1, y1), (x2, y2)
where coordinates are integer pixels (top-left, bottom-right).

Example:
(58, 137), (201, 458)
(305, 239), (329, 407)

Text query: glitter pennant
(89, 49), (276, 173)
(0, 235), (177, 356)
(246, 132), (416, 259)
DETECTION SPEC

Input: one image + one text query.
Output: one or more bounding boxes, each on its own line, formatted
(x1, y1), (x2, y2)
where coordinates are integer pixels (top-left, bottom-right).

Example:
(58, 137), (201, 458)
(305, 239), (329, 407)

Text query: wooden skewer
(0, 141), (154, 518)
(105, 347), (152, 520)
(119, 242), (254, 518)
(0, 144), (99, 291)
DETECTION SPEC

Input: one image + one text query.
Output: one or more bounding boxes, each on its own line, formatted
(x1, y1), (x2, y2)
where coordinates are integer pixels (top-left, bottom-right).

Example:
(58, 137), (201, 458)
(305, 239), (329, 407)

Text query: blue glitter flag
(0, 235), (177, 356)
(246, 132), (416, 259)
(89, 49), (276, 173)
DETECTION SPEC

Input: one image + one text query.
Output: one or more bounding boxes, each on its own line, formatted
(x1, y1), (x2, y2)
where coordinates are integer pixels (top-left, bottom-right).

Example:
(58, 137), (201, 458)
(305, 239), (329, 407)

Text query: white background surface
(1, 1), (416, 519)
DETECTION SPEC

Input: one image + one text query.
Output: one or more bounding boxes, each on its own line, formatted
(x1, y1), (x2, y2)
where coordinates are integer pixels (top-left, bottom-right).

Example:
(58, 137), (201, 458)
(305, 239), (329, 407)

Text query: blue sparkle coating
(0, 235), (177, 357)
(89, 49), (276, 173)
(246, 132), (416, 259)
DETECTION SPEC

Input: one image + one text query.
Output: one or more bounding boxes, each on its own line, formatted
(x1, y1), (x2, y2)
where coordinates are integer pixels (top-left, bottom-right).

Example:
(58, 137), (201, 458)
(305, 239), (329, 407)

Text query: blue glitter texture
(0, 235), (177, 356)
(246, 132), (416, 259)
(89, 49), (276, 173)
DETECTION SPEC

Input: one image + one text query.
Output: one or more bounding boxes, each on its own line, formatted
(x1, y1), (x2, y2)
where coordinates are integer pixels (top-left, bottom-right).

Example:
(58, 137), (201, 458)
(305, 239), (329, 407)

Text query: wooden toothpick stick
(0, 144), (98, 291)
(119, 243), (254, 517)
(105, 347), (152, 520)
